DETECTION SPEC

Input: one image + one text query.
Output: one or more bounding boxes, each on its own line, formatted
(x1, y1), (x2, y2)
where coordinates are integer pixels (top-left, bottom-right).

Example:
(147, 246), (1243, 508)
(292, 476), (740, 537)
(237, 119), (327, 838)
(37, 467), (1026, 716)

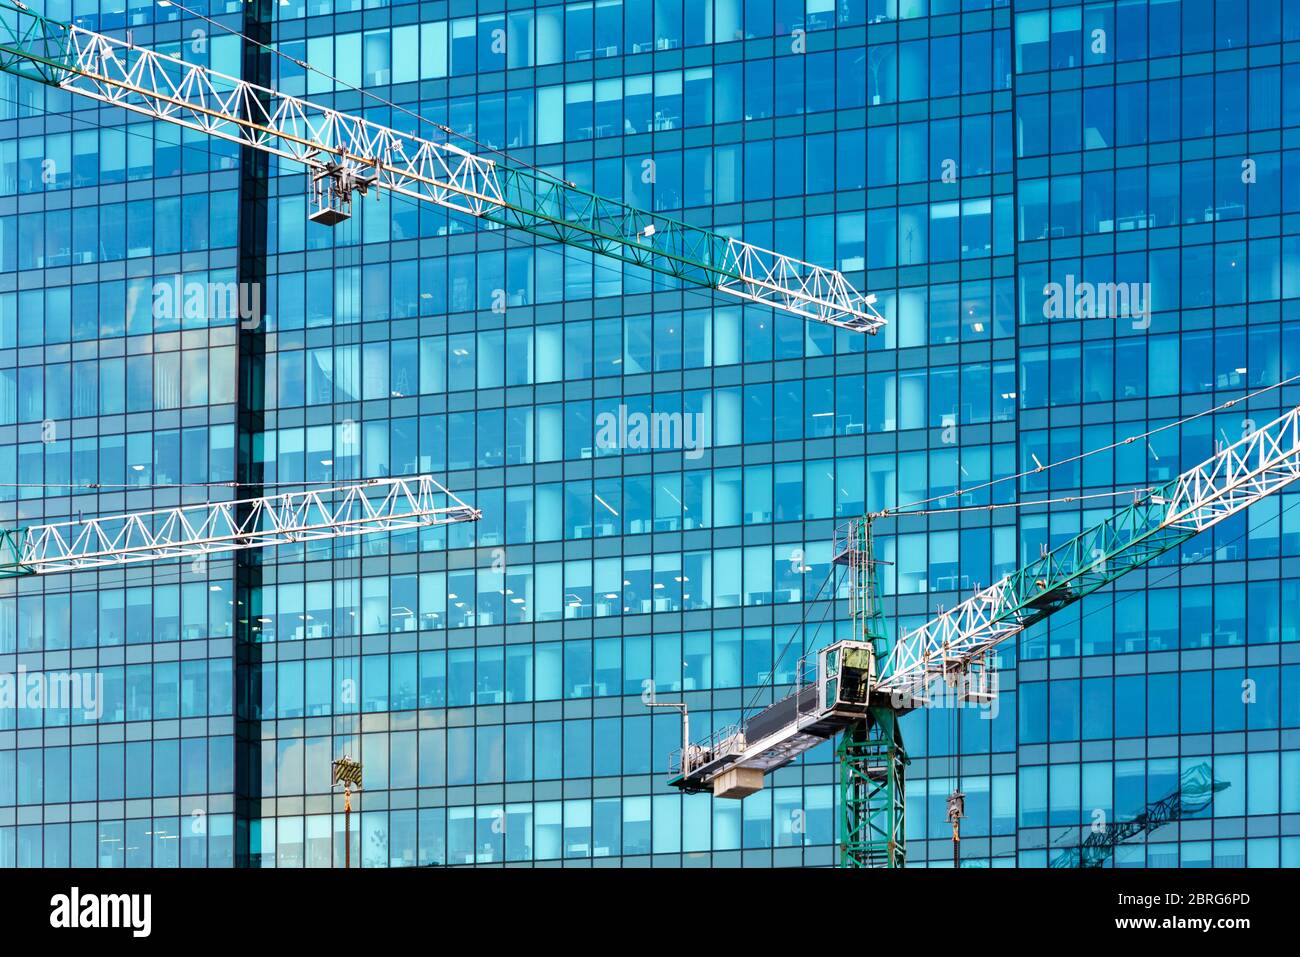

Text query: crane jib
(0, 0), (886, 332)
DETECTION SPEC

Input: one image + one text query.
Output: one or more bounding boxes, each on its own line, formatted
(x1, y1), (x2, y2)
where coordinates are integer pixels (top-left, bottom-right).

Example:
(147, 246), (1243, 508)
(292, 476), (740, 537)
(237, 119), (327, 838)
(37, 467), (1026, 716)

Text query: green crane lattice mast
(834, 520), (907, 868)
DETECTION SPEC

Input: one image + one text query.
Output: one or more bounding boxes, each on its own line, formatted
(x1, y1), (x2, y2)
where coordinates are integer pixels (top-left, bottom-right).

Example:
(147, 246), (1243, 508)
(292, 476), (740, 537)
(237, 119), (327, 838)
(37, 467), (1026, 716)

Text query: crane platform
(669, 641), (875, 798)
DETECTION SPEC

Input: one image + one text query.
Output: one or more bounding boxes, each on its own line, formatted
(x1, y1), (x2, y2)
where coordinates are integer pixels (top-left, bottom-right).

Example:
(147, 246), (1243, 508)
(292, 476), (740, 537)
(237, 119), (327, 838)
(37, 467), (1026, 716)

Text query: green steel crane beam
(836, 521), (908, 868)
(838, 709), (907, 869)
(0, 527), (27, 578)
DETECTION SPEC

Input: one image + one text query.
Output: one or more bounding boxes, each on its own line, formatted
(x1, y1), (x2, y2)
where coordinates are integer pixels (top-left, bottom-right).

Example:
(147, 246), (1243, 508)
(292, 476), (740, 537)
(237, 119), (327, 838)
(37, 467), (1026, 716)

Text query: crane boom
(0, 475), (479, 576)
(0, 1), (885, 333)
(668, 404), (1300, 797)
(877, 403), (1300, 701)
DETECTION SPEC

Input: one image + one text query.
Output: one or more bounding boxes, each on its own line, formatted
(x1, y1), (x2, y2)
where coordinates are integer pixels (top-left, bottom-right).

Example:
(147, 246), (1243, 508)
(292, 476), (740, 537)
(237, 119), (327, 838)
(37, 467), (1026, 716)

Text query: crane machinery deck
(668, 403), (1300, 866)
(0, 0), (885, 333)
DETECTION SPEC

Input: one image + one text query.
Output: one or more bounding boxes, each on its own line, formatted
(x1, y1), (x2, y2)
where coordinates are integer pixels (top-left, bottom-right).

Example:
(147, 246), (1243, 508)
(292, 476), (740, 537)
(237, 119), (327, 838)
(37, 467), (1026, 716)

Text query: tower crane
(667, 404), (1300, 867)
(0, 0), (885, 333)
(1050, 762), (1229, 869)
(0, 475), (480, 576)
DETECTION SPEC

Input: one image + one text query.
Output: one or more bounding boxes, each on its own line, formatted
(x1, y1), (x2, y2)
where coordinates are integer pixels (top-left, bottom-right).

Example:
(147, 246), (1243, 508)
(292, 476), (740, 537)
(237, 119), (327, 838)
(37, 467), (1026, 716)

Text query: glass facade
(0, 0), (1298, 868)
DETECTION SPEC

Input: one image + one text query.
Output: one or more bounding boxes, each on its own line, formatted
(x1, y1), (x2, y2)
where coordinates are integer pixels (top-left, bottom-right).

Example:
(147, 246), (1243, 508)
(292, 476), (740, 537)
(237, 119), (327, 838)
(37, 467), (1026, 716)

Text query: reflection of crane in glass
(1050, 762), (1230, 869)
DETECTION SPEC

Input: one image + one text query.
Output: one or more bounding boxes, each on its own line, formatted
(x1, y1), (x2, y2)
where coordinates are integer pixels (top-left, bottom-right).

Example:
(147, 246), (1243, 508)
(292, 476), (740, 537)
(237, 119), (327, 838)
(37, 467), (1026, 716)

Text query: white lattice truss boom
(715, 238), (882, 329)
(14, 16), (884, 332)
(15, 476), (480, 573)
(60, 28), (504, 215)
(876, 405), (1300, 703)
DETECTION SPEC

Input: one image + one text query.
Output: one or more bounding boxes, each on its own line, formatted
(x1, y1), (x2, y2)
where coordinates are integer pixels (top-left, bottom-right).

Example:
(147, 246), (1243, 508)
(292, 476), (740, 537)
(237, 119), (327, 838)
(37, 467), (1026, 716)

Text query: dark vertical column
(1007, 1), (1022, 868)
(233, 0), (272, 868)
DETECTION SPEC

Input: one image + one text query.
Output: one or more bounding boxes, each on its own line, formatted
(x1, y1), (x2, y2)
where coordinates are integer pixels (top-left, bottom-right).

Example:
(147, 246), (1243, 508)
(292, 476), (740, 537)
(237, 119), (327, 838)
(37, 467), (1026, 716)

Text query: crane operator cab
(820, 641), (874, 712)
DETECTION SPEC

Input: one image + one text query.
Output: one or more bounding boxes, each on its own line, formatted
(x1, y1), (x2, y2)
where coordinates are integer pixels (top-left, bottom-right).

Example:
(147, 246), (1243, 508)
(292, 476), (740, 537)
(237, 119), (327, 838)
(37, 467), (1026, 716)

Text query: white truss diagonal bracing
(716, 238), (882, 329)
(875, 406), (1300, 703)
(873, 578), (1022, 704)
(0, 4), (885, 332)
(10, 476), (480, 574)
(1160, 405), (1300, 532)
(60, 28), (504, 216)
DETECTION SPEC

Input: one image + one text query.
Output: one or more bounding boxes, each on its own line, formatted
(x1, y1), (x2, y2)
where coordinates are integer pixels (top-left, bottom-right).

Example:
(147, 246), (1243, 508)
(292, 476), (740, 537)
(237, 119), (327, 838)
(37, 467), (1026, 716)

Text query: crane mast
(0, 476), (479, 576)
(667, 404), (1300, 866)
(0, 0), (885, 333)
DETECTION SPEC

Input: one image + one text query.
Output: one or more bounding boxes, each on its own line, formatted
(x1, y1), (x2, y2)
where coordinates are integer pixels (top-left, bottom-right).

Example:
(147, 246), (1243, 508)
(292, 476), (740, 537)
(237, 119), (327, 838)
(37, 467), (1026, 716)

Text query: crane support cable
(875, 374), (1300, 519)
(0, 0), (885, 332)
(877, 486), (1158, 519)
(740, 561), (839, 722)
